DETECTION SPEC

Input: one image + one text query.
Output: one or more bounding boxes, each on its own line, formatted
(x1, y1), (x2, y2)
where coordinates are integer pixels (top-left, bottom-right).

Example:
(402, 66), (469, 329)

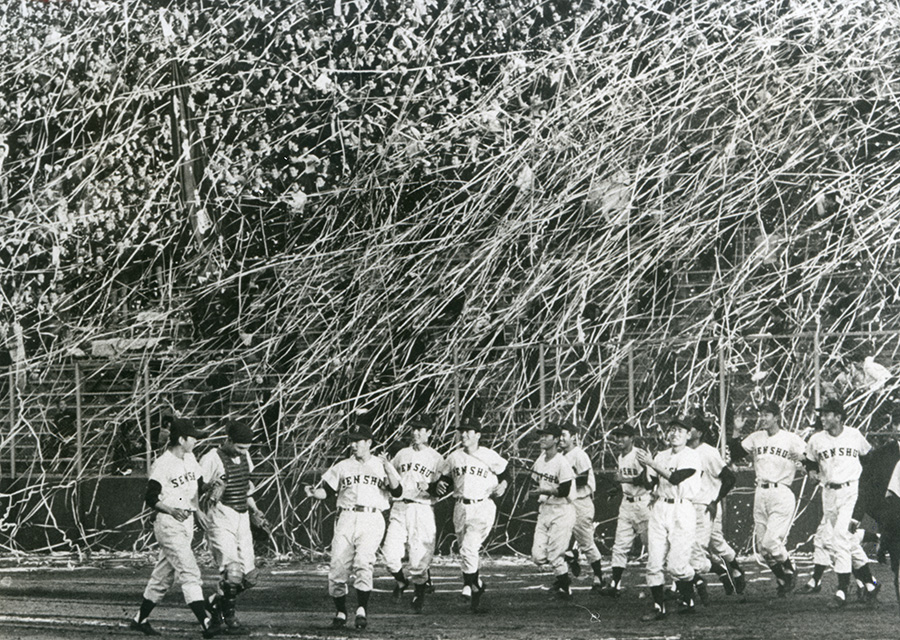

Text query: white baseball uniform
(381, 445), (444, 585)
(200, 448), (256, 586)
(564, 445), (602, 565)
(805, 427), (872, 574)
(645, 446), (701, 587)
(610, 447), (650, 570)
(740, 429), (805, 563)
(322, 455), (394, 597)
(442, 446), (508, 574)
(531, 451), (576, 576)
(142, 449), (204, 604)
(690, 442), (727, 575)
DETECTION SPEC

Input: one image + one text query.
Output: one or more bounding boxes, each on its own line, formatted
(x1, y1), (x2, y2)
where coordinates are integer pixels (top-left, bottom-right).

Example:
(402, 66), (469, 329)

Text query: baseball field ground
(0, 553), (896, 640)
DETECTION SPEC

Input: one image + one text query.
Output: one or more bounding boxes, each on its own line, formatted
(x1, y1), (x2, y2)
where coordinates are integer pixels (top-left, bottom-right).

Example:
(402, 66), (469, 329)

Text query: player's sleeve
(706, 448), (725, 477)
(802, 438), (820, 472)
(858, 432), (873, 457)
(571, 451), (592, 487)
(145, 479), (163, 509)
(716, 465), (736, 501)
(200, 451), (223, 483)
(729, 434), (750, 462)
(322, 462), (341, 493)
(669, 468), (696, 485)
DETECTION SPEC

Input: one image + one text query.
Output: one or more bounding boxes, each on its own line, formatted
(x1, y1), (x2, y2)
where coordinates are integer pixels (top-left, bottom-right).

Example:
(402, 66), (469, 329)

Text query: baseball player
(436, 416), (510, 612)
(804, 398), (879, 606)
(199, 420), (268, 634)
(529, 422), (576, 598)
(637, 418), (701, 620)
(728, 400), (805, 595)
(686, 416), (744, 600)
(603, 423), (651, 597)
(305, 425), (402, 629)
(381, 414), (445, 613)
(130, 418), (219, 638)
(558, 422), (606, 590)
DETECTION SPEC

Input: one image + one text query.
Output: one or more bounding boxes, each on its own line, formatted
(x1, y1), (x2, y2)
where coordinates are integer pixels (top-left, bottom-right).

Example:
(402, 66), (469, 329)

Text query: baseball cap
(227, 420), (254, 444)
(537, 423), (563, 437)
(409, 414), (434, 431)
(817, 397), (845, 416)
(610, 424), (636, 437)
(457, 416), (482, 432)
(347, 426), (374, 441)
(759, 399), (781, 415)
(170, 417), (204, 440)
(667, 417), (691, 431)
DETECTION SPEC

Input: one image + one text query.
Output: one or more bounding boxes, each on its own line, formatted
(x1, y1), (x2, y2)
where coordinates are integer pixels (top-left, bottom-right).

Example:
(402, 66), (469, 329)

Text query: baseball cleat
(695, 579), (709, 605)
(392, 579), (410, 601)
(799, 579), (822, 594)
(130, 620), (161, 636)
(782, 571), (795, 593)
(223, 618), (249, 636)
(565, 549), (582, 578)
(354, 607), (367, 630)
(832, 589), (847, 608)
(330, 613), (347, 629)
(460, 584), (472, 602)
(642, 604), (666, 621)
(470, 581), (486, 612)
(600, 583), (622, 597)
(865, 581), (882, 603)
(411, 595), (424, 613)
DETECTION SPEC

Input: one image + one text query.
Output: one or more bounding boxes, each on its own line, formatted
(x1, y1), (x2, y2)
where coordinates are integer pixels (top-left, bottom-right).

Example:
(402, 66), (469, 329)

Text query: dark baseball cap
(610, 424), (636, 437)
(667, 417), (691, 431)
(457, 416), (482, 432)
(409, 414), (434, 430)
(759, 399), (781, 415)
(348, 426), (374, 441)
(537, 423), (563, 437)
(817, 397), (845, 416)
(227, 420), (254, 444)
(170, 417), (204, 440)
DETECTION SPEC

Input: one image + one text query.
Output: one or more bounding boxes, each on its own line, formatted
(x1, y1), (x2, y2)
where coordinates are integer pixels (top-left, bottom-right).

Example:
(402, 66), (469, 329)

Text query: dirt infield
(0, 554), (896, 640)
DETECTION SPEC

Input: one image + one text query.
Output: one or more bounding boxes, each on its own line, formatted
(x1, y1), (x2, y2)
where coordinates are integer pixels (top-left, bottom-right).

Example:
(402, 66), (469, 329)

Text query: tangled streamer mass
(1, 0), (900, 554)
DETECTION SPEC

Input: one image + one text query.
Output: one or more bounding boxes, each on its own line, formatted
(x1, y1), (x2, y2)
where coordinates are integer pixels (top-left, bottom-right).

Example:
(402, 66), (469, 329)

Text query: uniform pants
(611, 495), (650, 568)
(822, 484), (868, 574)
(143, 513), (204, 604)
(813, 513), (835, 567)
(753, 485), (795, 563)
(382, 502), (436, 584)
(571, 495), (602, 564)
(329, 510), (385, 597)
(453, 499), (496, 574)
(690, 503), (713, 574)
(532, 501), (576, 575)
(646, 500), (696, 587)
(708, 508), (737, 564)
(205, 503), (255, 585)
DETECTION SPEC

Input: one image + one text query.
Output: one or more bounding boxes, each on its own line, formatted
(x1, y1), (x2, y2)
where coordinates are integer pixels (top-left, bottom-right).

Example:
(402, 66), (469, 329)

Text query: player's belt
(826, 481), (854, 490)
(757, 482), (782, 489)
(660, 498), (685, 504)
(342, 506), (380, 513)
(459, 498), (487, 504)
(400, 499), (428, 504)
(624, 495), (647, 502)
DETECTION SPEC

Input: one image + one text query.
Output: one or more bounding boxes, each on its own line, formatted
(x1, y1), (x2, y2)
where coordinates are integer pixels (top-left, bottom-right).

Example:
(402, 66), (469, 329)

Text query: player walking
(437, 416), (510, 612)
(130, 418), (220, 638)
(199, 420), (268, 634)
(558, 422), (606, 591)
(305, 425), (402, 629)
(529, 423), (576, 598)
(804, 398), (880, 606)
(381, 414), (445, 613)
(687, 416), (744, 600)
(637, 418), (701, 620)
(602, 424), (650, 597)
(728, 400), (805, 595)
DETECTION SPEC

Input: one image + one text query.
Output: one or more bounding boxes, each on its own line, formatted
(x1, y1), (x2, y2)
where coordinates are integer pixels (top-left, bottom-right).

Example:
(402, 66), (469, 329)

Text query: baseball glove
(200, 478), (225, 511)
(249, 506), (272, 533)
